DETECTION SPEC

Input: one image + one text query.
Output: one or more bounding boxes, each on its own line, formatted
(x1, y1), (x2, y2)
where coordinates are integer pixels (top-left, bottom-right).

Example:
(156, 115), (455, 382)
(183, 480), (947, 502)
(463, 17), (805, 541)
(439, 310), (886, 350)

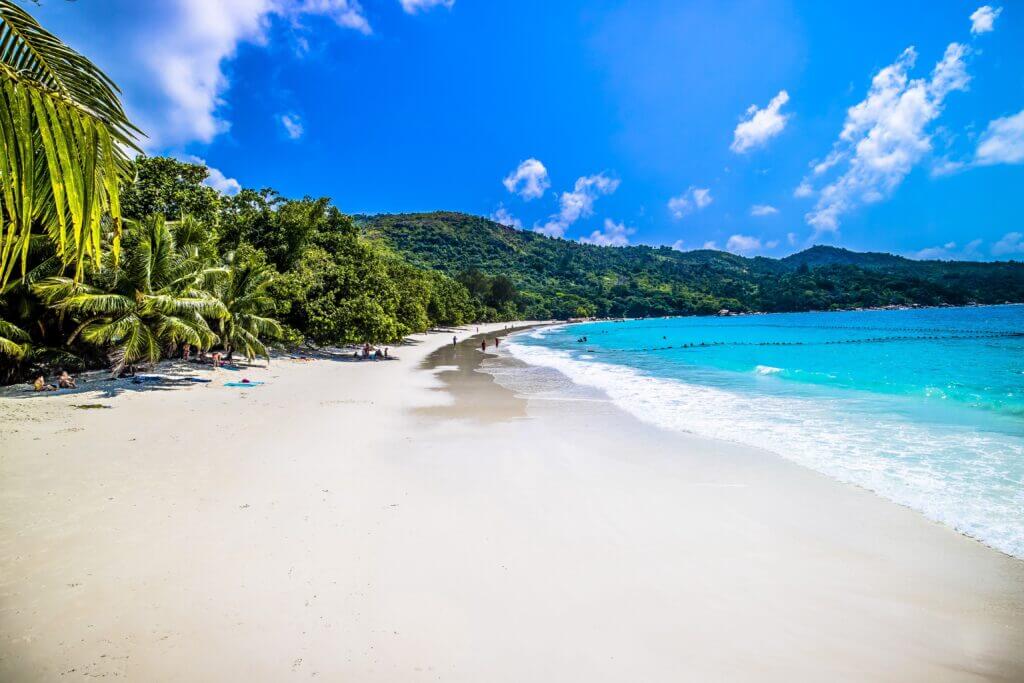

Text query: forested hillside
(361, 212), (1024, 319)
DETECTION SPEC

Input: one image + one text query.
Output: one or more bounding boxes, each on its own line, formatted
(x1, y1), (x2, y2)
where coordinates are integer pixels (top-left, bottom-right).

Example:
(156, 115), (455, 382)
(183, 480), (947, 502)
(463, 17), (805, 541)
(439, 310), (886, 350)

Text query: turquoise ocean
(506, 305), (1024, 558)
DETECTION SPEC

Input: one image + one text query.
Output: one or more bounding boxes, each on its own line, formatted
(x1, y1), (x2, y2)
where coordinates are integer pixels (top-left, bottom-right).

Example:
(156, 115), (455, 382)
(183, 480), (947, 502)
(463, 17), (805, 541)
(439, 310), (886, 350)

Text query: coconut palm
(0, 316), (27, 357)
(216, 254), (282, 361)
(33, 215), (225, 375)
(0, 0), (141, 287)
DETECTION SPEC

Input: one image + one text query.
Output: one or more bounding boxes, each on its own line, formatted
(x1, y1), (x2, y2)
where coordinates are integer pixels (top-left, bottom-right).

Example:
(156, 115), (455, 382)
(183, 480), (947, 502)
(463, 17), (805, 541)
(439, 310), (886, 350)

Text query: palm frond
(0, 316), (28, 358)
(30, 274), (99, 304)
(0, 0), (142, 285)
(56, 291), (133, 315)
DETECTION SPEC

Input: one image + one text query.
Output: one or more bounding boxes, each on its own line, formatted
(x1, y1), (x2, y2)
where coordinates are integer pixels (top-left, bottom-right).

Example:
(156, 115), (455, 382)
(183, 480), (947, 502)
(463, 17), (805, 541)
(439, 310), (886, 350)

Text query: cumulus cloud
(802, 43), (970, 236)
(579, 219), (635, 247)
(490, 206), (522, 229)
(503, 158), (550, 200)
(992, 232), (1024, 256)
(280, 113), (304, 139)
(182, 154), (241, 195)
(726, 234), (778, 255)
(793, 180), (814, 198)
(670, 240), (686, 251)
(912, 239), (983, 260)
(399, 0), (454, 13)
(750, 204), (779, 216)
(668, 187), (713, 219)
(51, 1), (372, 150)
(730, 90), (790, 154)
(702, 241), (718, 250)
(970, 5), (1001, 34)
(536, 173), (620, 238)
(975, 110), (1024, 166)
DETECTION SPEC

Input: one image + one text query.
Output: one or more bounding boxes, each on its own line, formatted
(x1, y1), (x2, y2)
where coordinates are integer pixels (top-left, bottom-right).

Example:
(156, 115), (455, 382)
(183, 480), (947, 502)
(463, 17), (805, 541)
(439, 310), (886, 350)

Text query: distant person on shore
(58, 371), (76, 389)
(182, 343), (191, 361)
(495, 337), (500, 348)
(212, 351), (222, 368)
(32, 375), (55, 392)
(384, 348), (389, 359)
(452, 335), (457, 346)
(481, 339), (486, 351)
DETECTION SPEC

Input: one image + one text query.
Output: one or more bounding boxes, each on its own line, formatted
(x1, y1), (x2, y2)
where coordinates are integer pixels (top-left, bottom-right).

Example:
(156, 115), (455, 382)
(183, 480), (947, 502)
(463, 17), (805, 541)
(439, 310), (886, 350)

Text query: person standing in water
(481, 339), (486, 352)
(495, 337), (500, 348)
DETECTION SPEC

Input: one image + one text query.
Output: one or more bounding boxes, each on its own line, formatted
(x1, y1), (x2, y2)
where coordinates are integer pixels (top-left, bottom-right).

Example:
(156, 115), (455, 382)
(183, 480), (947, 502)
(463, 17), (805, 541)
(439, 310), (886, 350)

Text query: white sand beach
(1, 323), (1023, 682)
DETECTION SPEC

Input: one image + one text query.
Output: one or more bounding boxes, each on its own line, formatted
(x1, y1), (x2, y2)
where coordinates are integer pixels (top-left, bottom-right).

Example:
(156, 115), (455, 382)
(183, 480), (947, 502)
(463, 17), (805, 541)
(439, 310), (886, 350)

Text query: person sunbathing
(32, 375), (55, 392)
(58, 371), (76, 389)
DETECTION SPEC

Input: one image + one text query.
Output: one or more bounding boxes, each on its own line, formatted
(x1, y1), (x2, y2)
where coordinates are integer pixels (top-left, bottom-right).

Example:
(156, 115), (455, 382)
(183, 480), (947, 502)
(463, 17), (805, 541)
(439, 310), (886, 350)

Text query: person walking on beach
(452, 335), (457, 346)
(495, 337), (500, 348)
(481, 339), (486, 352)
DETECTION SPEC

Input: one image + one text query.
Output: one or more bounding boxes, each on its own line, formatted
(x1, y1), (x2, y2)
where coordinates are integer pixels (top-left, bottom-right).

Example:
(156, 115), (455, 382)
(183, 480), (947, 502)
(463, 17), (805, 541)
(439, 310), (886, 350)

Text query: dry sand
(1, 323), (1022, 681)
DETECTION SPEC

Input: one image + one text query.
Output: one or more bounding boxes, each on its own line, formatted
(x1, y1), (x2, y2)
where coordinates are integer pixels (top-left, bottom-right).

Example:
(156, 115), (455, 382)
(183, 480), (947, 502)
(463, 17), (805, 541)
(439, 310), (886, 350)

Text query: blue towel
(224, 381), (264, 388)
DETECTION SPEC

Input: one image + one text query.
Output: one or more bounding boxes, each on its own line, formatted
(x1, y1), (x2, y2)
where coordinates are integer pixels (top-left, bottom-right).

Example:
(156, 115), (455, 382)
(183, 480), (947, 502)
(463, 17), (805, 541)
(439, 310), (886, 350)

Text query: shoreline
(2, 323), (1023, 681)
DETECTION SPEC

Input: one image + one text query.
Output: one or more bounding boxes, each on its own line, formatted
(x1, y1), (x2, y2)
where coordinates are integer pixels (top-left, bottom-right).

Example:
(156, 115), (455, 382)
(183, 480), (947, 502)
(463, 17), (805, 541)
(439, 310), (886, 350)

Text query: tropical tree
(0, 316), (26, 357)
(215, 249), (282, 361)
(32, 215), (224, 375)
(0, 0), (141, 287)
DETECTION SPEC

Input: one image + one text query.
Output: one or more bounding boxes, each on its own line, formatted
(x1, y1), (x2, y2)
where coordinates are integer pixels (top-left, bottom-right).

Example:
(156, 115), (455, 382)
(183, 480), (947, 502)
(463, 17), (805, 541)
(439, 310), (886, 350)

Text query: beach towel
(224, 381), (264, 388)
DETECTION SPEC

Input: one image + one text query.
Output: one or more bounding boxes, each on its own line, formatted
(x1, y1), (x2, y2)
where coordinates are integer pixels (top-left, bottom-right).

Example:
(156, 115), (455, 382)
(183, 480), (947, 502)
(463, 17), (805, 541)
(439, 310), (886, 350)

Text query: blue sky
(35, 0), (1024, 259)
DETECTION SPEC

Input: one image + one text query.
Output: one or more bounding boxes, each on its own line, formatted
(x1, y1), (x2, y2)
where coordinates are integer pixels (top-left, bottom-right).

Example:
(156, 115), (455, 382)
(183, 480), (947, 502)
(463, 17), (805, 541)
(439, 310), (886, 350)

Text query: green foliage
(33, 215), (226, 375)
(120, 156), (220, 225)
(362, 212), (1024, 317)
(213, 246), (283, 361)
(0, 0), (140, 286)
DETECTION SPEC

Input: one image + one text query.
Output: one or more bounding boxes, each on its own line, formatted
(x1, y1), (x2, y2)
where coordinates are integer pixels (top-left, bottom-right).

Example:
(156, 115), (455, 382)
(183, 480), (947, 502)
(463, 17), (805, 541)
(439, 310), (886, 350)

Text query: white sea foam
(754, 365), (783, 375)
(506, 341), (1024, 558)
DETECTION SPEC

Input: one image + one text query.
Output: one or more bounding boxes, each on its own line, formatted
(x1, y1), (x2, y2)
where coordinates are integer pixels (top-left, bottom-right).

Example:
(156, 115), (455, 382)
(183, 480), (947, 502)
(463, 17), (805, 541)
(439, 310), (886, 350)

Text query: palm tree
(0, 316), (27, 357)
(216, 254), (282, 361)
(33, 215), (225, 375)
(0, 0), (141, 287)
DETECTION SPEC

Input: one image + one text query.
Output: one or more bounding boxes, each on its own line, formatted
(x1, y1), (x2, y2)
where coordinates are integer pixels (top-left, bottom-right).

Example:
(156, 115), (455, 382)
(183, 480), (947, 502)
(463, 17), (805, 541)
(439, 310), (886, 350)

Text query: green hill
(359, 211), (1024, 319)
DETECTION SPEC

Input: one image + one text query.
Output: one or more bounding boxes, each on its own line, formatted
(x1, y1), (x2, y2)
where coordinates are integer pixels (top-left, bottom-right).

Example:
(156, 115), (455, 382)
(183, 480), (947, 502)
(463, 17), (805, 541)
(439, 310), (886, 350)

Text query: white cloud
(911, 240), (985, 260)
(930, 157), (966, 176)
(793, 180), (814, 198)
(536, 173), (620, 237)
(280, 113), (304, 139)
(579, 219), (635, 247)
(992, 232), (1024, 256)
(671, 240), (686, 251)
(702, 241), (718, 250)
(57, 1), (371, 150)
(399, 0), (454, 13)
(181, 154), (241, 195)
(970, 5), (1001, 34)
(726, 234), (778, 255)
(803, 43), (970, 236)
(975, 110), (1024, 166)
(750, 204), (779, 216)
(730, 90), (790, 154)
(668, 187), (713, 219)
(503, 158), (550, 200)
(787, 232), (799, 246)
(490, 206), (522, 229)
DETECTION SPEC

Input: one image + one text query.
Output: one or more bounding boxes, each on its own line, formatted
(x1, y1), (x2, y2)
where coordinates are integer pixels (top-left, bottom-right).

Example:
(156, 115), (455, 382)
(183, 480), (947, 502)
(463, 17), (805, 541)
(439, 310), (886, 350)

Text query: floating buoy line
(578, 330), (1024, 354)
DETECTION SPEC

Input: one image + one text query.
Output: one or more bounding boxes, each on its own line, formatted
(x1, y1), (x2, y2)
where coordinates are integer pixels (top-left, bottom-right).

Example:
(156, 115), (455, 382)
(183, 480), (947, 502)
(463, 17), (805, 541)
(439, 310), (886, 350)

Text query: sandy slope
(1, 323), (1022, 682)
